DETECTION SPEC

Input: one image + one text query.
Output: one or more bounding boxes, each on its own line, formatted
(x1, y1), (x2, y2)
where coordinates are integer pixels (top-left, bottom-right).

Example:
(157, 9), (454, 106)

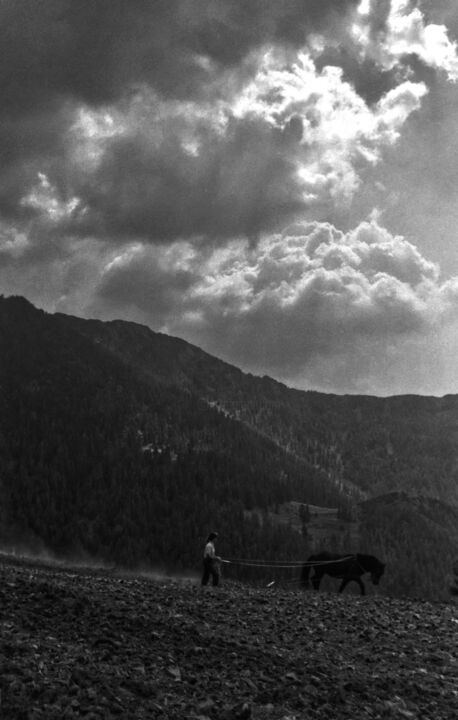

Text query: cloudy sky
(2, 0), (458, 396)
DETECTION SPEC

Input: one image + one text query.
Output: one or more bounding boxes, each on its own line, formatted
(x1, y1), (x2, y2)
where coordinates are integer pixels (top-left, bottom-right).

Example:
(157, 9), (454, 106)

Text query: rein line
(220, 554), (356, 569)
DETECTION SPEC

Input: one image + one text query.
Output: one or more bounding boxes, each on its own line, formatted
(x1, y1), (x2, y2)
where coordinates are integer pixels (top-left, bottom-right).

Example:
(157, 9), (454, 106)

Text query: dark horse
(301, 552), (385, 595)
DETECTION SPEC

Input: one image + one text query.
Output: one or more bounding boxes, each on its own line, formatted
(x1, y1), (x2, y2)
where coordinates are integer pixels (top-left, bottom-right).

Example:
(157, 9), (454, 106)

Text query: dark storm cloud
(0, 105), (74, 223)
(69, 115), (306, 242)
(94, 247), (200, 325)
(1, 0), (360, 112)
(0, 0), (359, 224)
(0, 0), (451, 255)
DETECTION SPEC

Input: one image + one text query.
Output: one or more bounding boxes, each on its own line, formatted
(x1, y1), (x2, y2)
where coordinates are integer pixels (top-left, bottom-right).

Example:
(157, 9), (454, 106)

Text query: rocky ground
(0, 555), (457, 720)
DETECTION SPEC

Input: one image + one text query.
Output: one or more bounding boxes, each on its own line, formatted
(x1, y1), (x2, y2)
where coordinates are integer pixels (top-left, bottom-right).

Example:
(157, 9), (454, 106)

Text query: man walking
(201, 532), (221, 587)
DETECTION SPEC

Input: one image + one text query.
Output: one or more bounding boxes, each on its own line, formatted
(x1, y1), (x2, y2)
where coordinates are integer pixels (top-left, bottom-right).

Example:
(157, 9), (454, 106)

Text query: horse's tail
(301, 563), (311, 588)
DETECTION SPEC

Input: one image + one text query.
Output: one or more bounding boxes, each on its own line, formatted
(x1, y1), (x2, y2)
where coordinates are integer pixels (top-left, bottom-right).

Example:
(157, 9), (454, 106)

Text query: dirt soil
(0, 555), (457, 719)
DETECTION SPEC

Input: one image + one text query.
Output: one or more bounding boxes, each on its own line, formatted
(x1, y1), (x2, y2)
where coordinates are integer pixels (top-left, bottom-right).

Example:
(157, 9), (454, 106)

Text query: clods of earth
(0, 554), (457, 719)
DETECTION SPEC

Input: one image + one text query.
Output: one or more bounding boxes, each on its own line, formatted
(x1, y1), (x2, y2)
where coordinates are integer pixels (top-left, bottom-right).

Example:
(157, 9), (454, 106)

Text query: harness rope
(220, 554), (356, 569)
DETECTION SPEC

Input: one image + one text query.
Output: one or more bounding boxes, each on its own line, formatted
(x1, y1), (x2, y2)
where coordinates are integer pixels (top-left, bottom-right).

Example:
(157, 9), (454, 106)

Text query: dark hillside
(62, 309), (458, 507)
(0, 296), (341, 570)
(359, 493), (458, 599)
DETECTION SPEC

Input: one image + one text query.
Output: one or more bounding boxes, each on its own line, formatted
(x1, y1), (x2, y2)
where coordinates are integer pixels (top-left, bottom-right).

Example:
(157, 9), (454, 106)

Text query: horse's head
(370, 559), (385, 586)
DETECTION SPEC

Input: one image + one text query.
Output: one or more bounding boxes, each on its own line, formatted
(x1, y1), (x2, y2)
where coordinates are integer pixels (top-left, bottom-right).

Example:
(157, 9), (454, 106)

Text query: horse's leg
(339, 577), (365, 595)
(311, 571), (322, 591)
(301, 564), (310, 589)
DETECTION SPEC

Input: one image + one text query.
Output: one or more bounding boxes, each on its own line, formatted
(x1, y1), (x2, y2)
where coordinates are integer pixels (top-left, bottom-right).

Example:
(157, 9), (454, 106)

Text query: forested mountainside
(62, 308), (458, 507)
(1, 295), (457, 599)
(360, 493), (458, 599)
(0, 296), (347, 570)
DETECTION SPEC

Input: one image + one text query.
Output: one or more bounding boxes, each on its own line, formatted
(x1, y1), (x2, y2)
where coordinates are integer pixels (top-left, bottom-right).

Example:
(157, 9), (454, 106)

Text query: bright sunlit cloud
(353, 0), (458, 80)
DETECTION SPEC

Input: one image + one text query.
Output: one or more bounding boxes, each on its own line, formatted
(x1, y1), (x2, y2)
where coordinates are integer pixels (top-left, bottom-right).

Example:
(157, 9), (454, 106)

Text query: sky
(2, 0), (458, 397)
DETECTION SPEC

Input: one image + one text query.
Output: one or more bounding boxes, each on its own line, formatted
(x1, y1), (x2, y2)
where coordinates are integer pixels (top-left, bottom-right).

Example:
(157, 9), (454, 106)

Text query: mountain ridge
(56, 299), (458, 508)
